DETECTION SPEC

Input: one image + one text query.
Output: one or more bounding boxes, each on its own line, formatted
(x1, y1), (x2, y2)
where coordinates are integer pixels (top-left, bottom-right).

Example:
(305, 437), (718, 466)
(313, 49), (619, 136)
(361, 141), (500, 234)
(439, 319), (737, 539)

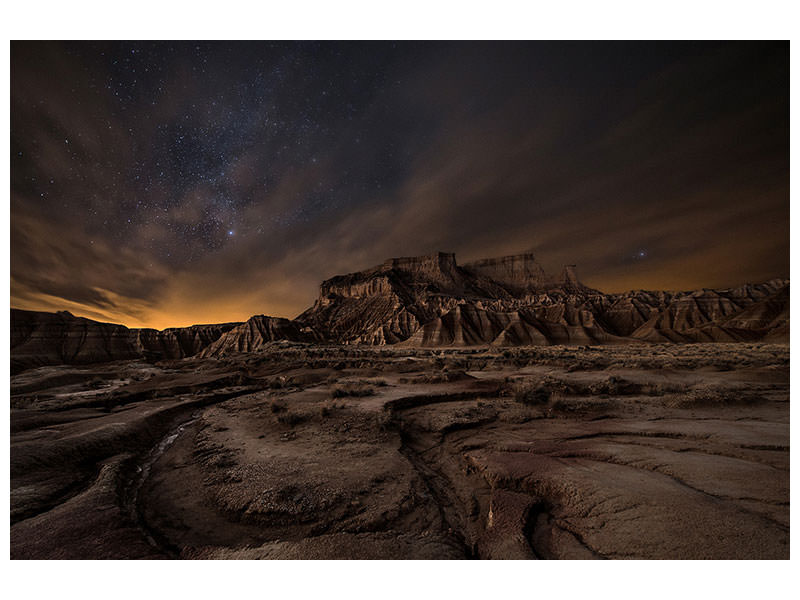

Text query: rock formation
(10, 252), (789, 370)
(200, 315), (318, 357)
(629, 280), (788, 343)
(11, 310), (142, 374)
(10, 309), (240, 374)
(297, 252), (788, 347)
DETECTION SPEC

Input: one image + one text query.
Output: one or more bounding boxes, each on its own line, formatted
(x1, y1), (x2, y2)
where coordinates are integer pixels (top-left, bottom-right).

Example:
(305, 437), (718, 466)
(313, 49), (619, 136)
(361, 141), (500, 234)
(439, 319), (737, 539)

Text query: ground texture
(10, 343), (789, 559)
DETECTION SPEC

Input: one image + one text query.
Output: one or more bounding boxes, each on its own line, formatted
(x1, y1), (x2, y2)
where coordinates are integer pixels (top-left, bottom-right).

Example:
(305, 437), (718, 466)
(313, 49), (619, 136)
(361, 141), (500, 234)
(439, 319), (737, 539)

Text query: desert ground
(10, 342), (788, 559)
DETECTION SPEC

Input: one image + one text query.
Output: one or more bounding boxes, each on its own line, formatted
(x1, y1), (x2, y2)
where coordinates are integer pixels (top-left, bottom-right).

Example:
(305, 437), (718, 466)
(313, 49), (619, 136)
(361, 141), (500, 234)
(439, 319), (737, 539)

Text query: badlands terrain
(9, 253), (790, 559)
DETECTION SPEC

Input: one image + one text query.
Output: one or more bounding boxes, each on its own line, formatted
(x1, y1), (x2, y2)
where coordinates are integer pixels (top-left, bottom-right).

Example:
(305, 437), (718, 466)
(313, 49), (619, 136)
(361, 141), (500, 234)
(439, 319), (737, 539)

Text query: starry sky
(11, 41), (789, 329)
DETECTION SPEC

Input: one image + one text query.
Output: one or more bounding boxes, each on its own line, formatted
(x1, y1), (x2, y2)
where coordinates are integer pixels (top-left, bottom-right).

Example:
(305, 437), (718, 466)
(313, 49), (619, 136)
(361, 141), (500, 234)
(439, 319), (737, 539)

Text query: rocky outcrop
(200, 316), (317, 357)
(10, 309), (240, 374)
(462, 254), (591, 295)
(720, 284), (789, 335)
(463, 253), (547, 291)
(401, 302), (630, 347)
(132, 324), (242, 360)
(316, 252), (510, 304)
(297, 252), (589, 344)
(11, 310), (142, 374)
(10, 254), (789, 369)
(299, 253), (788, 347)
(629, 281), (788, 343)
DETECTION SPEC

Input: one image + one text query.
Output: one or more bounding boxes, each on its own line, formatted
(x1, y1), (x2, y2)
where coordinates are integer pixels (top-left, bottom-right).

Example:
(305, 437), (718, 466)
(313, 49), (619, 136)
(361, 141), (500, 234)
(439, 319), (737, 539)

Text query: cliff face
(462, 253), (547, 292)
(298, 252), (788, 347)
(132, 324), (242, 360)
(383, 252), (460, 287)
(200, 316), (317, 357)
(10, 309), (240, 374)
(298, 252), (515, 344)
(317, 252), (509, 303)
(462, 254), (590, 294)
(10, 252), (789, 370)
(11, 310), (141, 374)
(299, 252), (606, 344)
(400, 303), (629, 347)
(629, 280), (789, 343)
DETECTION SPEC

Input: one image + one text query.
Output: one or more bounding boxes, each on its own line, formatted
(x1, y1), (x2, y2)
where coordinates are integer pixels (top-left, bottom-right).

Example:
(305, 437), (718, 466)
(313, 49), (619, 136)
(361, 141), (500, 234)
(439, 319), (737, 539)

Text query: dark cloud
(10, 41), (788, 328)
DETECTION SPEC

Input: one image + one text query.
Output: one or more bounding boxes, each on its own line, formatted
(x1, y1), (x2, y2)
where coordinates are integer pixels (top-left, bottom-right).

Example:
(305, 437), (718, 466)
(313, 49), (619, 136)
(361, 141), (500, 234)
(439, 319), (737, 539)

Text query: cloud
(10, 42), (788, 328)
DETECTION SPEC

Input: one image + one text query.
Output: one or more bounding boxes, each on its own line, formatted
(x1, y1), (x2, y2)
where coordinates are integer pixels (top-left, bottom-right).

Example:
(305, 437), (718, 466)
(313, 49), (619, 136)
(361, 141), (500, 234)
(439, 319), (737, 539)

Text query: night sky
(11, 41), (789, 329)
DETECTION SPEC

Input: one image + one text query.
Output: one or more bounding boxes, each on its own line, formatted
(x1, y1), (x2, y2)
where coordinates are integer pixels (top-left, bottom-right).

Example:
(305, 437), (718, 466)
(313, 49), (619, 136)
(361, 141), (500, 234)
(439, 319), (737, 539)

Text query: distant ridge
(11, 251), (789, 371)
(10, 309), (241, 374)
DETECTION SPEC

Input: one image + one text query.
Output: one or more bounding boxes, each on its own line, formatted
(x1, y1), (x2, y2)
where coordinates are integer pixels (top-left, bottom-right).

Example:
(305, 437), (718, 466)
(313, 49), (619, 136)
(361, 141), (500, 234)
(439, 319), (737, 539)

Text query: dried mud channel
(122, 415), (200, 557)
(10, 344), (790, 559)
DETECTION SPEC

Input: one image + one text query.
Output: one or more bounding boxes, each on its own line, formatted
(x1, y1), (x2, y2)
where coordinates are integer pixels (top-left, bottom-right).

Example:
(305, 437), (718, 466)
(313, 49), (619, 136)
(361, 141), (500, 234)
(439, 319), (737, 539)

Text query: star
(9, 41), (790, 328)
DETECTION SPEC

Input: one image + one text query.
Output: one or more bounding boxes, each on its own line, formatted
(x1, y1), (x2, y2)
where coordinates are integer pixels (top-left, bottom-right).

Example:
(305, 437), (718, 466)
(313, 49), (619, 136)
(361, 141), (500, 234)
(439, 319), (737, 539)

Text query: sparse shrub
(277, 411), (306, 426)
(10, 395), (35, 409)
(102, 395), (115, 412)
(331, 383), (375, 398)
(511, 380), (552, 405)
(547, 392), (571, 412)
(547, 393), (615, 415)
(587, 376), (649, 396)
(589, 376), (625, 395)
(643, 382), (689, 396)
(566, 361), (593, 372)
(375, 410), (393, 431)
(408, 370), (469, 384)
(665, 385), (760, 409)
(270, 399), (287, 413)
(267, 377), (286, 390)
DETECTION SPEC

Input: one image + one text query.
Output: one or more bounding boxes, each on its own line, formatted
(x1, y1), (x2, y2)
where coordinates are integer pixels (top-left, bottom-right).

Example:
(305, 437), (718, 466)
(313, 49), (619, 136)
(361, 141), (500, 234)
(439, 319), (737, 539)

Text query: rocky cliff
(200, 315), (318, 357)
(297, 252), (788, 347)
(10, 252), (789, 370)
(629, 280), (789, 343)
(297, 252), (515, 345)
(11, 310), (141, 374)
(10, 309), (240, 374)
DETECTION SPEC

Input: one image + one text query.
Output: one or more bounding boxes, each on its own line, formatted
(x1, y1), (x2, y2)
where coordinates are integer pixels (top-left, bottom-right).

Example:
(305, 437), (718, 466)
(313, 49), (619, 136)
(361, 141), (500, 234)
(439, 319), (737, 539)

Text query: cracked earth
(10, 343), (789, 559)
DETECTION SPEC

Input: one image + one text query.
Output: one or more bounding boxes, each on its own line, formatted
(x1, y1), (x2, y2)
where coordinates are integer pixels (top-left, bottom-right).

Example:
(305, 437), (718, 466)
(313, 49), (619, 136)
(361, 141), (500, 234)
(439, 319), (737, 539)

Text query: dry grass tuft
(665, 385), (761, 409)
(331, 383), (375, 398)
(510, 380), (553, 405)
(277, 410), (306, 426)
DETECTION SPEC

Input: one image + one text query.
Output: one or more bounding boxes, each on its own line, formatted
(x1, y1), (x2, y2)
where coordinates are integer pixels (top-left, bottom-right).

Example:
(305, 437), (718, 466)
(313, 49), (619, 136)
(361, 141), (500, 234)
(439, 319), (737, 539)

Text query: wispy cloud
(11, 41), (788, 327)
